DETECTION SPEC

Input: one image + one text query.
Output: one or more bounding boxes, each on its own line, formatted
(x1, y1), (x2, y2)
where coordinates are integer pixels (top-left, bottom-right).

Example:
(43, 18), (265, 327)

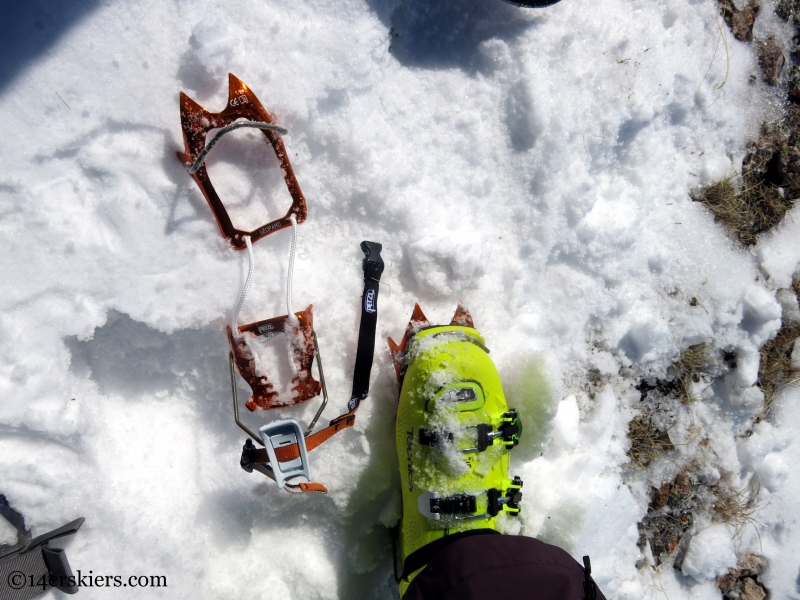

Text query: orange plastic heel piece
(288, 482), (328, 494)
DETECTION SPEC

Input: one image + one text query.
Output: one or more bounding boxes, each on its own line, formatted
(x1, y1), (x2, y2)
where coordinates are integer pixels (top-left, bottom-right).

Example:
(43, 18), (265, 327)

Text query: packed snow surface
(2, 0), (800, 598)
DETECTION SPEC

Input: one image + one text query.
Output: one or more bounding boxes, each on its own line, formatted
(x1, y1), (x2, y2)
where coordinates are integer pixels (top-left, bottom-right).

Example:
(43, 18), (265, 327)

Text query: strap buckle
(417, 477), (524, 521)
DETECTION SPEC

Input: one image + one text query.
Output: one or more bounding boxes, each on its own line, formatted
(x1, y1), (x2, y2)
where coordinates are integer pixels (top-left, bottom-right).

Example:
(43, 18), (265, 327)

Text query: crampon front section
(178, 73), (307, 250)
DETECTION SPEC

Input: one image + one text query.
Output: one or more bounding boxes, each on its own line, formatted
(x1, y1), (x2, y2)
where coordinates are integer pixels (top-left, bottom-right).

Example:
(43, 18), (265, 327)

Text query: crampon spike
(388, 304), (478, 387)
(450, 302), (475, 328)
(229, 305), (322, 411)
(388, 304), (430, 387)
(177, 73), (307, 250)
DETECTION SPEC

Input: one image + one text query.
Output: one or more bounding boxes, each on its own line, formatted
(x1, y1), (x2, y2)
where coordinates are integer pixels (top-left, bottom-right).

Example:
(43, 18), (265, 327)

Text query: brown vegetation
(756, 320), (800, 418)
(627, 415), (674, 468)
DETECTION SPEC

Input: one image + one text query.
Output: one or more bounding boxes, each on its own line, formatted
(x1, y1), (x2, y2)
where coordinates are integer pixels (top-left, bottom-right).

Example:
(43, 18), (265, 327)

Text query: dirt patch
(637, 469), (696, 566)
(695, 3), (799, 245)
(691, 169), (795, 246)
(757, 36), (785, 85)
(719, 0), (760, 42)
(757, 320), (800, 418)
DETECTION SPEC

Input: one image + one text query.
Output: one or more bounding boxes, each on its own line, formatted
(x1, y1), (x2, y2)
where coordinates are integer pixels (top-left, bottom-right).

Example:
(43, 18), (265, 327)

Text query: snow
(681, 523), (737, 582)
(2, 0), (800, 598)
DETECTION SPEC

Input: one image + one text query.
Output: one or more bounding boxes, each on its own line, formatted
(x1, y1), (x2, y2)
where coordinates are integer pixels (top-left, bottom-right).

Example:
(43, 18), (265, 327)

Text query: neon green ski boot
(389, 304), (523, 596)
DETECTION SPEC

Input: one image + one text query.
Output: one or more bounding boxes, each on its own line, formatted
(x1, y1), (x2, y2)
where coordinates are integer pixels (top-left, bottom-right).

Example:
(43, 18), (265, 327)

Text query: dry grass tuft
(757, 321), (800, 419)
(628, 416), (675, 468)
(676, 343), (710, 374)
(673, 343), (710, 403)
(712, 477), (762, 538)
(691, 172), (796, 246)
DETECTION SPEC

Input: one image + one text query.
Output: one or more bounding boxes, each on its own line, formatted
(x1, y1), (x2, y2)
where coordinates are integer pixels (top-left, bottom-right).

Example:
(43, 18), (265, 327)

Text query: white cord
(286, 214), (298, 324)
(231, 235), (254, 339)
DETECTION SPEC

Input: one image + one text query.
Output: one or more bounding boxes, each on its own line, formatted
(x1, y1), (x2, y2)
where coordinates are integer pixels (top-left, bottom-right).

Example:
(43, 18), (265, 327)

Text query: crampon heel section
(258, 420), (320, 493)
(229, 242), (385, 495)
(228, 305), (322, 411)
(177, 73), (306, 250)
(391, 305), (524, 595)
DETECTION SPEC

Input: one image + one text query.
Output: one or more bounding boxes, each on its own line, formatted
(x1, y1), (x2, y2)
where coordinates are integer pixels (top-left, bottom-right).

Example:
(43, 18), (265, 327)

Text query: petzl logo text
(364, 289), (376, 313)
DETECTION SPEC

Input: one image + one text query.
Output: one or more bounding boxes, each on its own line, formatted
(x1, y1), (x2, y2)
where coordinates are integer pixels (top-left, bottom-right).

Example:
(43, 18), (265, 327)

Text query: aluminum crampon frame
(178, 73), (323, 413)
(177, 72), (307, 250)
(227, 305), (324, 412)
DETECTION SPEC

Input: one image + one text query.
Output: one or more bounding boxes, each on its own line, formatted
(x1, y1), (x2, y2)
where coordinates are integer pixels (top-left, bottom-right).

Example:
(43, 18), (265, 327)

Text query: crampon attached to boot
(390, 305), (524, 595)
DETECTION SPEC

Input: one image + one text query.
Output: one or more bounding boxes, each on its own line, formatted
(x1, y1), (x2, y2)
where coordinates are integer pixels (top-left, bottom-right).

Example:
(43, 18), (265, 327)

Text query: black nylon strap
(347, 241), (384, 412)
(24, 518), (84, 553)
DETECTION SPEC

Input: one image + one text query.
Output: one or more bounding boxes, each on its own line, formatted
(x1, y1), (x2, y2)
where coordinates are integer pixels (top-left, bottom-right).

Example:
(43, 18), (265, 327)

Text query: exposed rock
(717, 555), (768, 599)
(737, 554), (768, 577)
(789, 66), (800, 102)
(740, 576), (767, 600)
(758, 37), (785, 84)
(718, 571), (740, 595)
(719, 0), (761, 42)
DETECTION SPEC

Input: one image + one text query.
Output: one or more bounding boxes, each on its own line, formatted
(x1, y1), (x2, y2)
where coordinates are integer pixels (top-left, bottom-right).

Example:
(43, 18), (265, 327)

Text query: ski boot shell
(394, 319), (522, 595)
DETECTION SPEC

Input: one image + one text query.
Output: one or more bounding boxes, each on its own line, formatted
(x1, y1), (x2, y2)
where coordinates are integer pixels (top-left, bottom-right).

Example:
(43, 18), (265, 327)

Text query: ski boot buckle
(417, 477), (523, 522)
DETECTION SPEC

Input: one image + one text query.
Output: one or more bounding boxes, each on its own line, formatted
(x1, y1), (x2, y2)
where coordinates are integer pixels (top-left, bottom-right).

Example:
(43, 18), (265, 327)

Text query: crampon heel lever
(259, 420), (312, 490)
